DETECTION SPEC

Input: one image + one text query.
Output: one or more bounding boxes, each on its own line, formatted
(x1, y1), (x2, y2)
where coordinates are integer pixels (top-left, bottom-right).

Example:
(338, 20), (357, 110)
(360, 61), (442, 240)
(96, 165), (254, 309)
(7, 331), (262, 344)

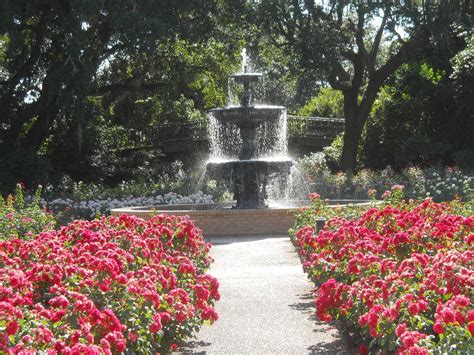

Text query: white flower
(436, 190), (441, 194)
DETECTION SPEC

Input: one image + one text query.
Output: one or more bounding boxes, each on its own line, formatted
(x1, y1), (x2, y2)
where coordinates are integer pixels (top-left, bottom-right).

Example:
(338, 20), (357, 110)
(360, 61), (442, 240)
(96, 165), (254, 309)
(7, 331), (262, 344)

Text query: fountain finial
(241, 48), (247, 73)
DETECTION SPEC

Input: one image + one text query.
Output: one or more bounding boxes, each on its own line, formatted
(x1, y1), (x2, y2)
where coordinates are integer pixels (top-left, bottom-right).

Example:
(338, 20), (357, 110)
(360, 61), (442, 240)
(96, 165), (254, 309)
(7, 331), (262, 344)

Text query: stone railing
(287, 116), (345, 139)
(149, 116), (344, 143)
(116, 116), (345, 154)
(152, 120), (208, 142)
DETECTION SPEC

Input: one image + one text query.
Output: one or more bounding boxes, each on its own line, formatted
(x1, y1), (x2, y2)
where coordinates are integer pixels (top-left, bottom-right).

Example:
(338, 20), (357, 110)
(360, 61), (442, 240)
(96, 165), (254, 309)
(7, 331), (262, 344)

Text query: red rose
(433, 322), (444, 334)
(6, 321), (20, 335)
(468, 321), (474, 336)
(467, 310), (474, 322)
(395, 323), (407, 337)
(128, 332), (138, 342)
(408, 303), (420, 315)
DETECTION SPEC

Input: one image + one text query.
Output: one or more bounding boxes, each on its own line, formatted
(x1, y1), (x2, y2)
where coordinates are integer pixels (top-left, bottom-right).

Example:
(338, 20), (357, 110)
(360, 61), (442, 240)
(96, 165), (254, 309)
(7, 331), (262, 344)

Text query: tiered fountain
(111, 51), (374, 236)
(206, 56), (293, 209)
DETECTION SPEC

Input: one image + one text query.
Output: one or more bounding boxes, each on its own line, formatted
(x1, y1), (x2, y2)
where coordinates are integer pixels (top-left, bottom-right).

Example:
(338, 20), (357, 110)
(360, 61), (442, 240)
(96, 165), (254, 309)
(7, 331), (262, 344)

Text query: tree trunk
(339, 89), (361, 172)
(339, 80), (383, 172)
(340, 114), (363, 172)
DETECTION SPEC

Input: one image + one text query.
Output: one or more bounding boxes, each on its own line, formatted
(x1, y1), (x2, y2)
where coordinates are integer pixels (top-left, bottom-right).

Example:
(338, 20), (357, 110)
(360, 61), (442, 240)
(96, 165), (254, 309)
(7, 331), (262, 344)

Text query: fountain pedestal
(207, 159), (293, 209)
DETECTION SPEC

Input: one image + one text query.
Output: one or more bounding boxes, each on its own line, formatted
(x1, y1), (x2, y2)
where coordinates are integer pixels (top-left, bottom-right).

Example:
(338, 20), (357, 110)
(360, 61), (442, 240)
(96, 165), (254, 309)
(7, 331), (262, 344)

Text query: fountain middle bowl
(210, 106), (286, 125)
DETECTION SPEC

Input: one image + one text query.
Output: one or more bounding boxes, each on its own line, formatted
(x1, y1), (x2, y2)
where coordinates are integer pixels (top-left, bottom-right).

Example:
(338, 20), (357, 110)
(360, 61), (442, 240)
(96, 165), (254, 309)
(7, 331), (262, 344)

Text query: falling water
(274, 109), (288, 156)
(208, 112), (241, 161)
(254, 108), (288, 158)
(195, 166), (208, 193)
(286, 164), (310, 200)
(227, 77), (233, 106)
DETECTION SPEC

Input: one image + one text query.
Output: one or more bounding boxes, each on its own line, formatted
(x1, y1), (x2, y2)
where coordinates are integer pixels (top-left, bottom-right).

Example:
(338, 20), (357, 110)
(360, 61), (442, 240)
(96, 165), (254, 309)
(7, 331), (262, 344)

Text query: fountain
(206, 52), (293, 209)
(111, 50), (375, 236)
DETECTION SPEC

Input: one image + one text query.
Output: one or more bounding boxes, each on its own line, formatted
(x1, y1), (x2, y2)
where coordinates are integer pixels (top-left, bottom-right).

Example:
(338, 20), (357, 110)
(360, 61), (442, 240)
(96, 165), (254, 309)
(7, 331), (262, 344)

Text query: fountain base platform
(111, 200), (375, 237)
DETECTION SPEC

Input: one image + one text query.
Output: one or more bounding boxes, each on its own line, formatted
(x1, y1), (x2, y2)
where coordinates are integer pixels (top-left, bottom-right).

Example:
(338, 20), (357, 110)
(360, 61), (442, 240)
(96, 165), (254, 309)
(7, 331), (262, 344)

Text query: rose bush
(293, 197), (473, 354)
(0, 213), (219, 353)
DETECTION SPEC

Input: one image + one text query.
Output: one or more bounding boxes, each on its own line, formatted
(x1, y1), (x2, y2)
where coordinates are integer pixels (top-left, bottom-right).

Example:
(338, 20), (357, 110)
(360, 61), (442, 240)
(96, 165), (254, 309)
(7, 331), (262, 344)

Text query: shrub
(0, 214), (219, 353)
(0, 184), (56, 240)
(293, 198), (473, 353)
(297, 88), (344, 118)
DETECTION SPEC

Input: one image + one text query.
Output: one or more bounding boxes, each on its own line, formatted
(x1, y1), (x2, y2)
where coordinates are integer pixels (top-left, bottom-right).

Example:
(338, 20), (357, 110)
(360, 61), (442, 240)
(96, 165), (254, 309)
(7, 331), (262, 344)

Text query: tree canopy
(257, 0), (472, 171)
(0, 0), (243, 191)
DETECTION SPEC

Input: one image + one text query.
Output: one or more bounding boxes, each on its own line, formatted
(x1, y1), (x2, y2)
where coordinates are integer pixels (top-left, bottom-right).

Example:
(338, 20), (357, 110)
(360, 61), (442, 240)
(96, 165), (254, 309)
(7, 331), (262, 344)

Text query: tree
(0, 0), (240, 191)
(362, 62), (456, 170)
(258, 0), (471, 171)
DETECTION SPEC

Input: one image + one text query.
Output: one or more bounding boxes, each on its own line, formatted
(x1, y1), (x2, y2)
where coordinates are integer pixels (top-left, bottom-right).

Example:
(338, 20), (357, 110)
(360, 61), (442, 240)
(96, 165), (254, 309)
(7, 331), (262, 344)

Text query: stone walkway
(181, 235), (353, 355)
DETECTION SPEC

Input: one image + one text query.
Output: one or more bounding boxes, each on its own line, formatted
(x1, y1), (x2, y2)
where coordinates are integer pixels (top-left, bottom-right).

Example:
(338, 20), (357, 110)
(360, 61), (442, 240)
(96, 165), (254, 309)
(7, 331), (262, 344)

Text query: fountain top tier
(228, 71), (264, 107)
(229, 72), (263, 82)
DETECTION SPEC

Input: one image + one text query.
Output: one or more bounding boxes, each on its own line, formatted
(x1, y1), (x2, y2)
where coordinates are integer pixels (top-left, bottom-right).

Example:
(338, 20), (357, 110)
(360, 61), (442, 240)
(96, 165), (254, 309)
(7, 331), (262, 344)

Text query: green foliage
(0, 185), (56, 240)
(248, 36), (314, 110)
(322, 134), (344, 171)
(0, 34), (7, 80)
(0, 0), (242, 193)
(297, 88), (344, 118)
(361, 59), (465, 170)
(257, 0), (471, 170)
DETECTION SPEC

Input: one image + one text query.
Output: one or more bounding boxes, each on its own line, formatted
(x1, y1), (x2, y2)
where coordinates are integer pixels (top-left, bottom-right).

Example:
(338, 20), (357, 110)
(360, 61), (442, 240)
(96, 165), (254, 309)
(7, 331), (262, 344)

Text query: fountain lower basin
(111, 200), (376, 237)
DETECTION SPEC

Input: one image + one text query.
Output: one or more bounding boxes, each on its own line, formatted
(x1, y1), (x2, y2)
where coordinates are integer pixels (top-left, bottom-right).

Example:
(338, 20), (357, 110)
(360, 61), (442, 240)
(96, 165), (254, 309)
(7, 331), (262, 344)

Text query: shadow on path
(289, 293), (358, 354)
(180, 340), (211, 354)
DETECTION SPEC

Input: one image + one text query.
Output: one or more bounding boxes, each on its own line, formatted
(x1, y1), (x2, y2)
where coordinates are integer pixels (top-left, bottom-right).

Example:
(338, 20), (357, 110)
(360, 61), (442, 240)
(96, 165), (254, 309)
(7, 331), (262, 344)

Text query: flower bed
(40, 191), (214, 221)
(293, 198), (473, 354)
(0, 213), (219, 353)
(298, 153), (473, 202)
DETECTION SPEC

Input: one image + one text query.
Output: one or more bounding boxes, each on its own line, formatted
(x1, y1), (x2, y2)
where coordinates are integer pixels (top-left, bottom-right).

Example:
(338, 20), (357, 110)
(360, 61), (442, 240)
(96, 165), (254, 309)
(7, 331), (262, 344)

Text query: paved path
(181, 235), (353, 355)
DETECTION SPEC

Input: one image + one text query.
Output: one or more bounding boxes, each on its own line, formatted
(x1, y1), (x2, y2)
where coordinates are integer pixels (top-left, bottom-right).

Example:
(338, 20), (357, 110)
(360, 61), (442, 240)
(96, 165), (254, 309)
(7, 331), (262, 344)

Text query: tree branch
(355, 6), (373, 74)
(92, 80), (164, 95)
(370, 5), (391, 62)
(372, 30), (429, 87)
(4, 15), (46, 92)
(328, 61), (351, 91)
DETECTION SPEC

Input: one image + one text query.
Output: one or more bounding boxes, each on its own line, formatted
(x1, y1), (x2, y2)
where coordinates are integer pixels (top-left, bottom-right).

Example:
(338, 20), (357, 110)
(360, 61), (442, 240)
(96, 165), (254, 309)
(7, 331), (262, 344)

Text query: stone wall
(111, 207), (326, 237)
